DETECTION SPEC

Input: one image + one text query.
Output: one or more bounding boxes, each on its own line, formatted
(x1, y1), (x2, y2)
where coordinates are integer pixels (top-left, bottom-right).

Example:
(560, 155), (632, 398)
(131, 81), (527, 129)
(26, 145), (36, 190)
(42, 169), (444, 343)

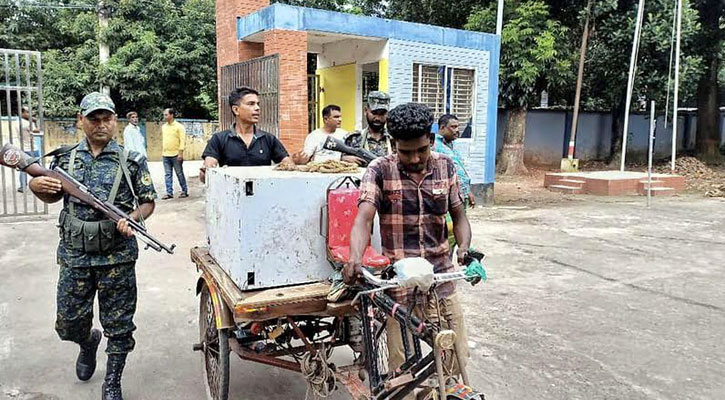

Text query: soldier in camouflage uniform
(29, 92), (157, 400)
(345, 91), (395, 161)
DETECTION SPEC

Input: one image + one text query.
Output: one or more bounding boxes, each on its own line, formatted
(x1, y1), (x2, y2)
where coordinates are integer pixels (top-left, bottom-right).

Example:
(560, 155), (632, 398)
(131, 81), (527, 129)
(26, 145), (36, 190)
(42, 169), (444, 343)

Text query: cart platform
(191, 246), (353, 321)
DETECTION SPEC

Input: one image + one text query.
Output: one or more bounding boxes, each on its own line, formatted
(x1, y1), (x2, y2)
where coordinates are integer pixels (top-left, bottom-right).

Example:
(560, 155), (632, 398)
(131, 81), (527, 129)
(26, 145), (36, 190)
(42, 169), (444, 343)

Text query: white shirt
(123, 123), (147, 157)
(11, 118), (38, 150)
(303, 128), (347, 162)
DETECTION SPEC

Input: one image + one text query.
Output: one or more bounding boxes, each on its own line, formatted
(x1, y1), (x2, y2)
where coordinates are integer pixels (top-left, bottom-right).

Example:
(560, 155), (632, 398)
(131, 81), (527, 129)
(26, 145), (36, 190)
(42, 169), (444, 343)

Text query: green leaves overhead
(1, 0), (217, 119)
(466, 0), (574, 109)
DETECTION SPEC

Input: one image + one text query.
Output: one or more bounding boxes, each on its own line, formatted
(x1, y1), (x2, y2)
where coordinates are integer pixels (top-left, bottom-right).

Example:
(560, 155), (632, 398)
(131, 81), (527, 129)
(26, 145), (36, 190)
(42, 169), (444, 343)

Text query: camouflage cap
(367, 91), (390, 112)
(80, 92), (116, 116)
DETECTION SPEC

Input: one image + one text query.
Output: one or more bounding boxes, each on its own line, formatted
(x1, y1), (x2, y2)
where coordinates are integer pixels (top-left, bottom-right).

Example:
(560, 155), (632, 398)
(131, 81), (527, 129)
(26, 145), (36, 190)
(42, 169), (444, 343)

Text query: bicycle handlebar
(358, 256), (487, 293)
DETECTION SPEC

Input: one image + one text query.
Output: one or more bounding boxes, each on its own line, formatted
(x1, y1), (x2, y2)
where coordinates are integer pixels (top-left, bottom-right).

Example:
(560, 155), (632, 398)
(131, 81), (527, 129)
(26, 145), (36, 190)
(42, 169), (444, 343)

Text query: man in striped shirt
(344, 102), (472, 389)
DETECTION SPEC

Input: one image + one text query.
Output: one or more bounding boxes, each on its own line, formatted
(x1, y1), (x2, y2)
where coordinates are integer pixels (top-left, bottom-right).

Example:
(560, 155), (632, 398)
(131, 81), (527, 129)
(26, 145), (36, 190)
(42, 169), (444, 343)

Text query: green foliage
(582, 0), (703, 112)
(385, 0), (480, 28)
(101, 0), (218, 120)
(275, 0), (348, 11)
(466, 0), (574, 109)
(2, 0), (719, 120)
(1, 0), (217, 119)
(275, 0), (384, 16)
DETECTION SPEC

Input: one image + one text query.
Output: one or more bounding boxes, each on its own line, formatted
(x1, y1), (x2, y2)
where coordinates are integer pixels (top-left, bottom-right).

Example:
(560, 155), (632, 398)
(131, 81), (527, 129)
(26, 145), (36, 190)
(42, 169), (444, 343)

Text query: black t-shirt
(201, 126), (289, 167)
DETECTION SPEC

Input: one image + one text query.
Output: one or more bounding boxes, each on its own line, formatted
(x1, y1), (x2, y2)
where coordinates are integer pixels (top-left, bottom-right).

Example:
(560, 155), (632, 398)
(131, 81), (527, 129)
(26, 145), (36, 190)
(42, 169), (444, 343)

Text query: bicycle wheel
(199, 283), (230, 400)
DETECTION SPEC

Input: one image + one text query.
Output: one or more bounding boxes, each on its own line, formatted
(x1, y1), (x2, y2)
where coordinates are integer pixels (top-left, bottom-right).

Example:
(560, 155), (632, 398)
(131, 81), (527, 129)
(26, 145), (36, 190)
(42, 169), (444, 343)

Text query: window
(412, 64), (475, 124)
(449, 68), (474, 122)
(412, 65), (445, 118)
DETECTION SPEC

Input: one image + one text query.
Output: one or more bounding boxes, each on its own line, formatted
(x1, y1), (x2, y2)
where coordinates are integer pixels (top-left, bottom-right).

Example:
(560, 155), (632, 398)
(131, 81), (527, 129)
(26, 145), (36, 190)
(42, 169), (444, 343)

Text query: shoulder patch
(141, 171), (153, 186)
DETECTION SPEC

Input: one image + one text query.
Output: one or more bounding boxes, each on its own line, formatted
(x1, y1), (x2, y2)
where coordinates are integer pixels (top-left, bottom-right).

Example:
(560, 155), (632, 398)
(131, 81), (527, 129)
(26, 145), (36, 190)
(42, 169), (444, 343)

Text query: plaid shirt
(359, 152), (464, 301)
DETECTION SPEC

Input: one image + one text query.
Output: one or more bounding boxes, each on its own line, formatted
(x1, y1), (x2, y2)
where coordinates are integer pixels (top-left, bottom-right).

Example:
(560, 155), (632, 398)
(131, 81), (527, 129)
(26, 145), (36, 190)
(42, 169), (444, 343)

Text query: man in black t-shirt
(200, 87), (294, 182)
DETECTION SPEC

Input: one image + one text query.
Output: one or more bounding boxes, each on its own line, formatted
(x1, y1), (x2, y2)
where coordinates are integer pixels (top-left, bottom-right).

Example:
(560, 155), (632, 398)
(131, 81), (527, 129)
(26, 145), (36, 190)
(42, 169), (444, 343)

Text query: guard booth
(0, 48), (47, 217)
(216, 1), (501, 202)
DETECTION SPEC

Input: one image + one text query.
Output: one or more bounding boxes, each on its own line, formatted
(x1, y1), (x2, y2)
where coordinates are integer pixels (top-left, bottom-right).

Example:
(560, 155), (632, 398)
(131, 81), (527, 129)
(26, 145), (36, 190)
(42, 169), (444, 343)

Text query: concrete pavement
(1, 165), (724, 399)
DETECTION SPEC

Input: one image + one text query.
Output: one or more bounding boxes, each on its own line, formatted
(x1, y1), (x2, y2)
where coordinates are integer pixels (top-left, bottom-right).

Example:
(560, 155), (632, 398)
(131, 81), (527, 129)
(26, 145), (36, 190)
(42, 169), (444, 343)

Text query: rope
(301, 344), (336, 399)
(276, 160), (359, 174)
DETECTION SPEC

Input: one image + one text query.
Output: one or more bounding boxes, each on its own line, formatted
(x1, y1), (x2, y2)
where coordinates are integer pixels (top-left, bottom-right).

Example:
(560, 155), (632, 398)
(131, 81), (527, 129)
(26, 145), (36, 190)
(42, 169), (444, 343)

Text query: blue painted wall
(386, 39), (497, 184)
(236, 3), (501, 184)
(495, 109), (719, 165)
(237, 3), (499, 51)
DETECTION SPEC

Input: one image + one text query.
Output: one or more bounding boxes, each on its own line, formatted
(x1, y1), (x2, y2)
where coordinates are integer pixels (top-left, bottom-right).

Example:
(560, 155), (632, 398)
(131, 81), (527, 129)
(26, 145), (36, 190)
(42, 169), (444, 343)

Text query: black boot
(76, 329), (102, 381)
(102, 353), (126, 400)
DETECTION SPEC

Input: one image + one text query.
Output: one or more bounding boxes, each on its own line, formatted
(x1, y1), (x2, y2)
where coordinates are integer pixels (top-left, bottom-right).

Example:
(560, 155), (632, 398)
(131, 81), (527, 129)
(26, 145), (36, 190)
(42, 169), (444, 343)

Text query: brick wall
(216, 0), (309, 153)
(216, 0), (269, 70)
(263, 30), (308, 153)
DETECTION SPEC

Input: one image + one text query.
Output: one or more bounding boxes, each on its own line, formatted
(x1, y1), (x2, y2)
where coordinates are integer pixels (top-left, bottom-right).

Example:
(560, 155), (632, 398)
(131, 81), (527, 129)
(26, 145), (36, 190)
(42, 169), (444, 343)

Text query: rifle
(321, 136), (378, 165)
(0, 143), (176, 254)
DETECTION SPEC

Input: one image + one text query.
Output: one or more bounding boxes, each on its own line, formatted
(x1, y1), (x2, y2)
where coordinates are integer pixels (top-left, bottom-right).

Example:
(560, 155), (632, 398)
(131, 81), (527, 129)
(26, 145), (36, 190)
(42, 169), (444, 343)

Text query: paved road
(464, 196), (725, 400)
(1, 166), (724, 399)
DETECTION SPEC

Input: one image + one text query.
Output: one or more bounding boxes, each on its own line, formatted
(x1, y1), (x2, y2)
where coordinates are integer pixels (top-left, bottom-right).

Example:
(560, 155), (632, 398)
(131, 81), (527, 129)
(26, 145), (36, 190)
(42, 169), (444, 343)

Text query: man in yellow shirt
(161, 108), (188, 199)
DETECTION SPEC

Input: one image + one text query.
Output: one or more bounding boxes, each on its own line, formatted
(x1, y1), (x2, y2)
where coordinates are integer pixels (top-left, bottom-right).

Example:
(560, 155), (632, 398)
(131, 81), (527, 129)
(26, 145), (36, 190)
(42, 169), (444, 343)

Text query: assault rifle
(0, 143), (176, 254)
(321, 136), (378, 165)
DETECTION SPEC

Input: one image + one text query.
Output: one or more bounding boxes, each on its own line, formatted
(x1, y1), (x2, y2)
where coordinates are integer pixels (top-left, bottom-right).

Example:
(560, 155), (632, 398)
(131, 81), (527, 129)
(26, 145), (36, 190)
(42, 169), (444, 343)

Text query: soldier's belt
(59, 210), (122, 254)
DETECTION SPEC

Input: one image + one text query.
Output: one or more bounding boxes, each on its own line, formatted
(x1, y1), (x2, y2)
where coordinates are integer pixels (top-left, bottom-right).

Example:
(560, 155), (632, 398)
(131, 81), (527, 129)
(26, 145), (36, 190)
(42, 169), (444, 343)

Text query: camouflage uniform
(53, 139), (156, 354)
(345, 127), (395, 158)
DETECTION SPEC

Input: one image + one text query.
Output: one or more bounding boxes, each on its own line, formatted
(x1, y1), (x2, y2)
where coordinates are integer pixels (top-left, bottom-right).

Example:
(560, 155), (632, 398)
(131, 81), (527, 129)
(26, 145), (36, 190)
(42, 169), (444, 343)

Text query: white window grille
(412, 64), (475, 124)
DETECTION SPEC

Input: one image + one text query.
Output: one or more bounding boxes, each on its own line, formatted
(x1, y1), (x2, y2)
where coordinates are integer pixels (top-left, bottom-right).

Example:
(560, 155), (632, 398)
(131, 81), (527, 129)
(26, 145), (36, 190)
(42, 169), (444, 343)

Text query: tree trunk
(497, 107), (529, 175)
(693, 0), (724, 163)
(607, 93), (626, 168)
(695, 52), (723, 162)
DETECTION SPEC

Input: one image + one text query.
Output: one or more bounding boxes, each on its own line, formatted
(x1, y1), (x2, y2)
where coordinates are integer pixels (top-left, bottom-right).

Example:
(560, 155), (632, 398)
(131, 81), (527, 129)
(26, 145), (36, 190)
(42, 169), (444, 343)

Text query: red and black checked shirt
(358, 152), (464, 301)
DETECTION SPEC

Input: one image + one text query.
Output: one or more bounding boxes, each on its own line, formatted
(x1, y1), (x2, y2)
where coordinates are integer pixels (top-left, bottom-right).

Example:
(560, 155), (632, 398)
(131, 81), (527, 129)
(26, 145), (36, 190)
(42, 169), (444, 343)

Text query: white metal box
(206, 166), (379, 290)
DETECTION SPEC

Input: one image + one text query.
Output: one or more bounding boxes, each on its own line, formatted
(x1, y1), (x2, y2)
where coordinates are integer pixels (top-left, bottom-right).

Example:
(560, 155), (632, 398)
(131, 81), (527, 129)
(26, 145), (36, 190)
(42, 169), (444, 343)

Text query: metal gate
(0, 49), (47, 218)
(308, 73), (319, 132)
(219, 54), (279, 135)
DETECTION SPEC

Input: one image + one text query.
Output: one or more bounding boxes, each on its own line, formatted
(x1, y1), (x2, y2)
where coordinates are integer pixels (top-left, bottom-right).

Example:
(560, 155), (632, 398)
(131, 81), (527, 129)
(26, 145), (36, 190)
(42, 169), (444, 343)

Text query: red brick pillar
(216, 0), (268, 69)
(216, 0), (267, 114)
(264, 30), (308, 153)
(215, 0), (308, 152)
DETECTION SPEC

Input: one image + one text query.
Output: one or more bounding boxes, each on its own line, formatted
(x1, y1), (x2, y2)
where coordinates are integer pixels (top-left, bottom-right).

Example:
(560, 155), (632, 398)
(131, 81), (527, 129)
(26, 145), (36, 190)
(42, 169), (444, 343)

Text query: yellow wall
(3, 119), (218, 162)
(317, 63), (357, 132)
(378, 58), (389, 92)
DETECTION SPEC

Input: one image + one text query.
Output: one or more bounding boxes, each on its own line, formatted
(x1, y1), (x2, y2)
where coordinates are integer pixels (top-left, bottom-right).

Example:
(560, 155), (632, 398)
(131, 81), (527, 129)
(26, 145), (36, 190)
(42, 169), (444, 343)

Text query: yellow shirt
(162, 120), (186, 157)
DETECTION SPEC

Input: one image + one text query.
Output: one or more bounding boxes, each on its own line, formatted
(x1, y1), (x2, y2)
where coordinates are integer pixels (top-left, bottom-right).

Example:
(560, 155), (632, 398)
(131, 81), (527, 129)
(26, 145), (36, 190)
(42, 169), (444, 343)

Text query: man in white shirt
(122, 111), (146, 157)
(294, 105), (364, 165)
(14, 106), (41, 192)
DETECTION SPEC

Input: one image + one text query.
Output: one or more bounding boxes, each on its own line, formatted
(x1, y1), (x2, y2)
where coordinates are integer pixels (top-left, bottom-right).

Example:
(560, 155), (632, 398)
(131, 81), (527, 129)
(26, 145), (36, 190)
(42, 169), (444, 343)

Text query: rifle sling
(68, 144), (138, 223)
(68, 147), (78, 216)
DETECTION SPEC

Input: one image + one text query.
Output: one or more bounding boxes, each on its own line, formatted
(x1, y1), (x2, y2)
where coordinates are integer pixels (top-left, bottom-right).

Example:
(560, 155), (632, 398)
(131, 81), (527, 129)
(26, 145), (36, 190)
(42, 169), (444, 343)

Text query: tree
(579, 0), (701, 165)
(691, 0), (724, 162)
(1, 0), (218, 120)
(101, 0), (218, 119)
(385, 0), (480, 28)
(0, 0), (82, 51)
(466, 0), (573, 174)
(275, 0), (384, 16)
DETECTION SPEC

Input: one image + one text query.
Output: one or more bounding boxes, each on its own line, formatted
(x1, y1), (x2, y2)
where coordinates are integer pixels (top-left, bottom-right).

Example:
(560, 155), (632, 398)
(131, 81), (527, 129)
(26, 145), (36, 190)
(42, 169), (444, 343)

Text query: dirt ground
(2, 161), (725, 400)
(494, 157), (725, 207)
(493, 168), (575, 206)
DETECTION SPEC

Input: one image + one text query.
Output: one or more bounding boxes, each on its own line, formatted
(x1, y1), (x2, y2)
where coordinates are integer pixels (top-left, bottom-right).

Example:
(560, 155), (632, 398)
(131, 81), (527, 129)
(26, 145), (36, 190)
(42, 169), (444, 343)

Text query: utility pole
(562, 0), (593, 172)
(496, 0), (504, 36)
(620, 0), (646, 171)
(671, 0), (683, 171)
(98, 0), (110, 95)
(647, 101), (655, 207)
